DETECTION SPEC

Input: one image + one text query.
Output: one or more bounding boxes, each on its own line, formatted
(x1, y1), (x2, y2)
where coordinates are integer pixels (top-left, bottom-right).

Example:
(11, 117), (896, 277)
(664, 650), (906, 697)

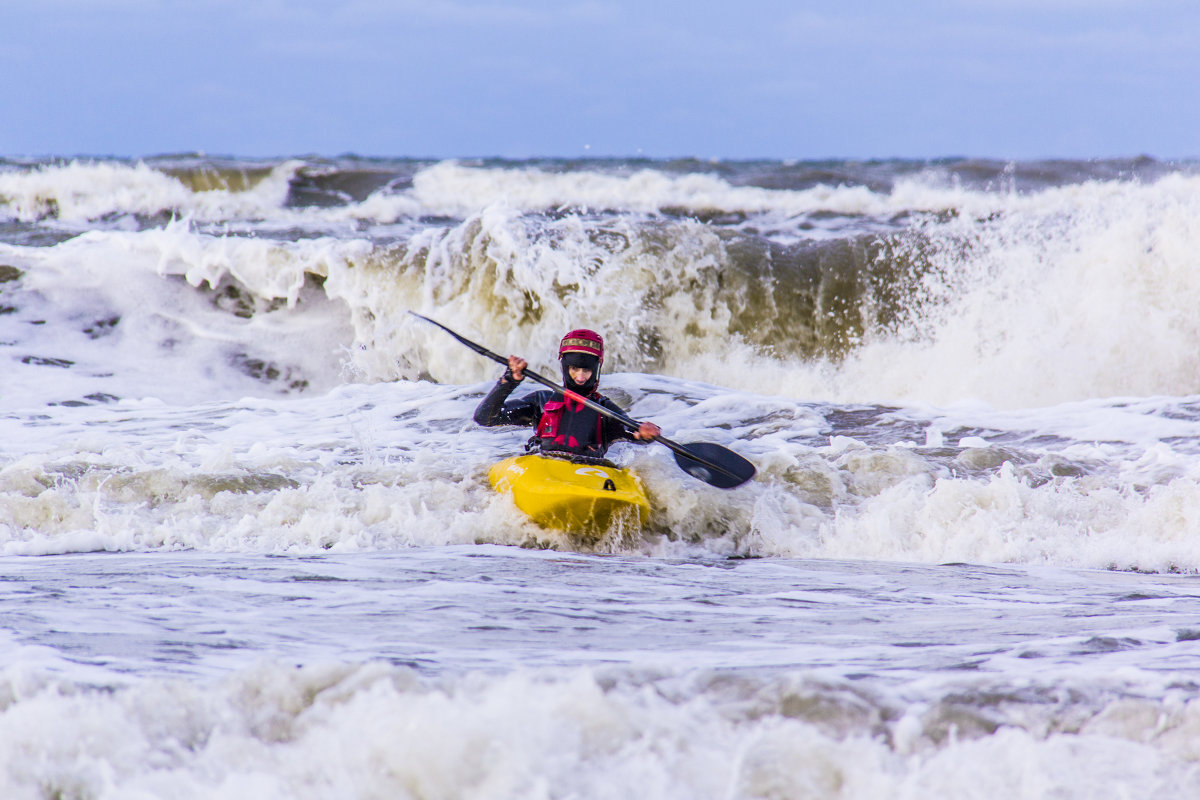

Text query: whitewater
(1, 155), (1199, 798)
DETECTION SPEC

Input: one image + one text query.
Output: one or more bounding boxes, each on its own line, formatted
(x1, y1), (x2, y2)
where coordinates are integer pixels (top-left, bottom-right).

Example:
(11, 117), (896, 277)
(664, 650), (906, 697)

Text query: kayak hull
(488, 455), (650, 532)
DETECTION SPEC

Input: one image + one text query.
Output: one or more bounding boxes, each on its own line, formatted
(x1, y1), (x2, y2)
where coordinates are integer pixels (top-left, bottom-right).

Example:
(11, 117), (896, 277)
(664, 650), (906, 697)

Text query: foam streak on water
(2, 155), (1200, 797)
(4, 548), (1200, 798)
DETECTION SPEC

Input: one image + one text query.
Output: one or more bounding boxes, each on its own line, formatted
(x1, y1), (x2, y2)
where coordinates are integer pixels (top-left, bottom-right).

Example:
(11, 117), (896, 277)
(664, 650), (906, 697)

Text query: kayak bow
(488, 454), (650, 532)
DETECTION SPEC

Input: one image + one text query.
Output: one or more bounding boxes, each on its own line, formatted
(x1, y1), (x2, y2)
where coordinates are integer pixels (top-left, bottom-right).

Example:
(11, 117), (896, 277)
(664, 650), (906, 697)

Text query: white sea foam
(8, 159), (1200, 410)
(0, 660), (1197, 800)
(0, 159), (934, 224)
(0, 227), (357, 406)
(5, 156), (1200, 798)
(351, 169), (1200, 408)
(362, 160), (914, 219)
(2, 375), (1199, 574)
(0, 159), (303, 223)
(806, 173), (1200, 408)
(0, 156), (1139, 229)
(3, 164), (1200, 570)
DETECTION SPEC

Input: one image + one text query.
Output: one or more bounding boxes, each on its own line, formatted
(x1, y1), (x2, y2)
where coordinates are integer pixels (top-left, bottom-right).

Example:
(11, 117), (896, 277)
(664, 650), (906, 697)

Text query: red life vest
(536, 394), (607, 455)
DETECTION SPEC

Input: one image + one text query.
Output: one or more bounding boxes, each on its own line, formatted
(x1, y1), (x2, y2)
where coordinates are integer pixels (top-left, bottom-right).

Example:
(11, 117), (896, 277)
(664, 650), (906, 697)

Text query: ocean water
(1, 154), (1200, 798)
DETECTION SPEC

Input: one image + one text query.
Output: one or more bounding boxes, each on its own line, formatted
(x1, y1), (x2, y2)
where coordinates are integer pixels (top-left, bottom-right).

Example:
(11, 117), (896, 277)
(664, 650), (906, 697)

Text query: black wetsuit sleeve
(599, 396), (641, 444)
(473, 379), (547, 427)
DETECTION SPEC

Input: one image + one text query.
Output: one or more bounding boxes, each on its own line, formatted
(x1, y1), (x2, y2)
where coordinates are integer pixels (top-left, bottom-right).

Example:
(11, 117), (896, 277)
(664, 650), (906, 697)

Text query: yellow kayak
(488, 454), (650, 532)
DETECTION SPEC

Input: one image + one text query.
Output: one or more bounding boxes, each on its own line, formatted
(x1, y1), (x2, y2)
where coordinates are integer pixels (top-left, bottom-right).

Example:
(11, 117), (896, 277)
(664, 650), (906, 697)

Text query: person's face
(568, 366), (594, 384)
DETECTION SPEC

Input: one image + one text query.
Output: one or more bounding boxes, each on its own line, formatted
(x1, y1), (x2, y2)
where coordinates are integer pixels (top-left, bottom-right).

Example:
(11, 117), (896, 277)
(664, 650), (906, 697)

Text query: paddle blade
(672, 443), (756, 489)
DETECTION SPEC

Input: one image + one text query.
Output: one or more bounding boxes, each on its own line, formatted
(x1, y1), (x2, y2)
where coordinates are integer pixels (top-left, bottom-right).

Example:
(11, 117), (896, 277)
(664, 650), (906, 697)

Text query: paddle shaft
(409, 312), (745, 483)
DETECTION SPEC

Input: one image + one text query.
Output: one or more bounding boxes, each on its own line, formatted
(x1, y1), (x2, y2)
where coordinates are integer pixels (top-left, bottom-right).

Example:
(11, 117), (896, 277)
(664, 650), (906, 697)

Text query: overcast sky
(2, 0), (1197, 160)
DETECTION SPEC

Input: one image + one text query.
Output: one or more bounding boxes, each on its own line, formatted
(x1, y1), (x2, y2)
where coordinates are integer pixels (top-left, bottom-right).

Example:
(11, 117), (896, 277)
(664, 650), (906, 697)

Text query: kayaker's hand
(505, 355), (527, 382)
(634, 421), (661, 441)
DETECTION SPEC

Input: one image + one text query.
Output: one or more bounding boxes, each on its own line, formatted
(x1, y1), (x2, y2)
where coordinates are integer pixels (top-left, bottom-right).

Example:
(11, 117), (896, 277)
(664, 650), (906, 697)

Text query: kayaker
(474, 329), (661, 459)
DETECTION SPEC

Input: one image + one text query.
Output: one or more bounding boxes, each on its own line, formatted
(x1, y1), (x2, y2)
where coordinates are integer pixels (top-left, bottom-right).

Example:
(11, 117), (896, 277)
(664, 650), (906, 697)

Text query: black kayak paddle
(410, 312), (756, 489)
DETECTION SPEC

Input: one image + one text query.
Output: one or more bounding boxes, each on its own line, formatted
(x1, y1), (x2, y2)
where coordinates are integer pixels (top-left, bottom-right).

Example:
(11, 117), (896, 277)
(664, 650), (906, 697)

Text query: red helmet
(558, 329), (604, 366)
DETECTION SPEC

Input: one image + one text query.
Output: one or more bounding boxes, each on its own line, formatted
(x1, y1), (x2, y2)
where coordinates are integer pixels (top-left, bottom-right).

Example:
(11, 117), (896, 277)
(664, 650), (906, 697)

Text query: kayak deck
(488, 454), (650, 532)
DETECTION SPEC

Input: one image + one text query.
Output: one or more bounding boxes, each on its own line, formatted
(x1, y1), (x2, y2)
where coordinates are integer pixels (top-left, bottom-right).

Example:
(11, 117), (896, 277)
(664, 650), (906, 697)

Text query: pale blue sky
(2, 0), (1197, 159)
